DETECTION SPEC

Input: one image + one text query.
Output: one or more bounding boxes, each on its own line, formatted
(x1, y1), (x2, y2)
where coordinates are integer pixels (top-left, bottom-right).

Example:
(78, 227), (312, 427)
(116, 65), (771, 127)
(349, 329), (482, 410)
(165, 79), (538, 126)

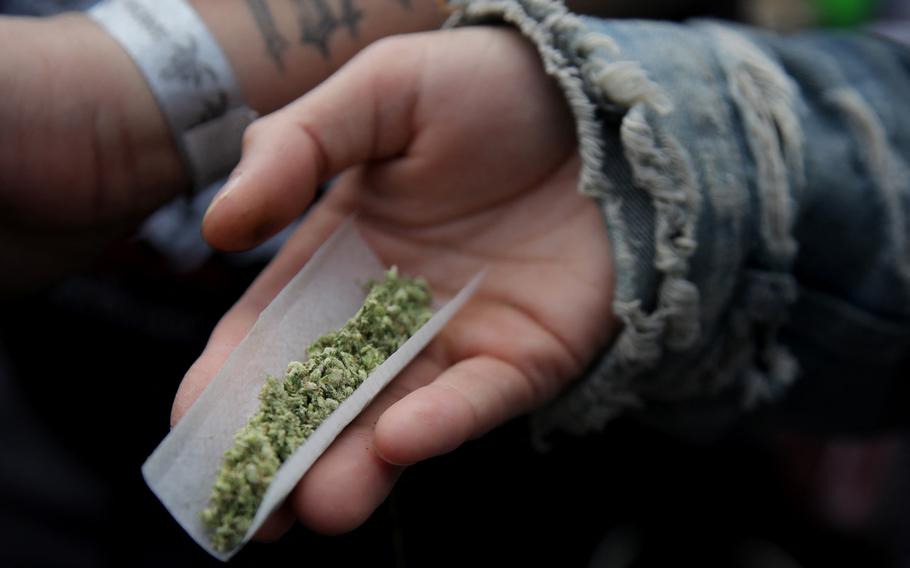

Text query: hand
(172, 27), (616, 538)
(0, 14), (185, 293)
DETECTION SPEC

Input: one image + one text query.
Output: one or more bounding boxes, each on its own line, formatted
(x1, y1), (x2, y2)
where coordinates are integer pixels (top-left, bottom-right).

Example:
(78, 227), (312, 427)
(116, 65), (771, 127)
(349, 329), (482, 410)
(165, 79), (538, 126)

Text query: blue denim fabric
(449, 0), (910, 440)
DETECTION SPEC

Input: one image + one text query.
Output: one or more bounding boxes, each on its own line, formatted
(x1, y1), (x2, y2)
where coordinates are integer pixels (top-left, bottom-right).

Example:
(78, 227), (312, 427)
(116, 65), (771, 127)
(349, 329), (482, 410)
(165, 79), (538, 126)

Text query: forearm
(191, 0), (446, 114)
(94, 0), (445, 192)
(0, 13), (184, 220)
(36, 0), (445, 194)
(0, 1), (446, 292)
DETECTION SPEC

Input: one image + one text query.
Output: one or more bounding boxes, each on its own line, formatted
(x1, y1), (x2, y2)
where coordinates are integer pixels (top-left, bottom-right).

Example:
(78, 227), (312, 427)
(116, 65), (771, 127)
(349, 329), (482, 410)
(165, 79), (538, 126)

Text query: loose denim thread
(620, 107), (701, 351)
(707, 24), (804, 265)
(702, 24), (805, 405)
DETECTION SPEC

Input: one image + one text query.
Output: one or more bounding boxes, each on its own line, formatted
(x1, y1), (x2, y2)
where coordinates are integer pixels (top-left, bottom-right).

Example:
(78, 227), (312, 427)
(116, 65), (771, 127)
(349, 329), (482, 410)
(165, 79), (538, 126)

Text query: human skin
(0, 0), (445, 293)
(171, 28), (617, 540)
(0, 0), (617, 545)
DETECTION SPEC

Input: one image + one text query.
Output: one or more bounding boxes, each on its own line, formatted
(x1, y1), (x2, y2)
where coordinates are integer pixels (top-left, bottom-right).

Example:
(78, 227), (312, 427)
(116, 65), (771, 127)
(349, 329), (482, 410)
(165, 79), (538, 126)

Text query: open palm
(173, 28), (616, 538)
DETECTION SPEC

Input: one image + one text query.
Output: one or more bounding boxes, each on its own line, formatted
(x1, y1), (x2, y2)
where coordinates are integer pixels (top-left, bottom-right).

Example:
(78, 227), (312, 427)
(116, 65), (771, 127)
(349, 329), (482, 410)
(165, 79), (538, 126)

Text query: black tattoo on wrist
(245, 0), (290, 71)
(397, 0), (411, 10)
(291, 0), (339, 58)
(338, 0), (363, 39)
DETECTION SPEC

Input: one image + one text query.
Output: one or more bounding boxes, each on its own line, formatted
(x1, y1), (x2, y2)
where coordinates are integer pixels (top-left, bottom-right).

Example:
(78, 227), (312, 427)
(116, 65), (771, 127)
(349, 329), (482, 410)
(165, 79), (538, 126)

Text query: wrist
(51, 12), (188, 217)
(190, 0), (448, 114)
(0, 13), (188, 294)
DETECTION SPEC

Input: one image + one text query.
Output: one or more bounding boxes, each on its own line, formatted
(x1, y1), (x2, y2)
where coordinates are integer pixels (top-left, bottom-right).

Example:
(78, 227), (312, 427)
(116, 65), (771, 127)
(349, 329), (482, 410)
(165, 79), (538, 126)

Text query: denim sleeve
(448, 1), (910, 440)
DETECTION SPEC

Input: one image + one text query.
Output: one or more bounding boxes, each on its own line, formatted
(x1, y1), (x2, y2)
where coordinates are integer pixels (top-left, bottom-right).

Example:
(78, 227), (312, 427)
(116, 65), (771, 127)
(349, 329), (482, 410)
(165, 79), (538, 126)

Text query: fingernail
(205, 171), (242, 220)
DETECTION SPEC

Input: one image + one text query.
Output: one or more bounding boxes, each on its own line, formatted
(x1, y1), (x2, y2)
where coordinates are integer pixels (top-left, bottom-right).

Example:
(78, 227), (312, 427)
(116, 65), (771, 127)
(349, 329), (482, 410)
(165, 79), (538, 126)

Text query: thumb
(202, 35), (425, 251)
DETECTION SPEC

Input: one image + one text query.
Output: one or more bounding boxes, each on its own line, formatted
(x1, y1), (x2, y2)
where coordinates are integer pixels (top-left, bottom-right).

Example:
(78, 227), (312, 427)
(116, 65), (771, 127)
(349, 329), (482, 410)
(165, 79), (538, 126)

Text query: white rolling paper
(142, 218), (482, 560)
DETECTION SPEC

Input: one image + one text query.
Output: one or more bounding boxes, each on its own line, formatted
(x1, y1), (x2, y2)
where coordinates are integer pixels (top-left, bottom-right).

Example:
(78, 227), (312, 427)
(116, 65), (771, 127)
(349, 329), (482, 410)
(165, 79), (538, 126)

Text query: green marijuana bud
(202, 267), (433, 552)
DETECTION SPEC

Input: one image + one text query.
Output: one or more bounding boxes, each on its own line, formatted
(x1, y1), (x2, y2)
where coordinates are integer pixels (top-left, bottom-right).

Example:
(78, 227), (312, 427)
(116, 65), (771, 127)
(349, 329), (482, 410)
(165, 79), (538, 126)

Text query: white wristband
(89, 0), (258, 190)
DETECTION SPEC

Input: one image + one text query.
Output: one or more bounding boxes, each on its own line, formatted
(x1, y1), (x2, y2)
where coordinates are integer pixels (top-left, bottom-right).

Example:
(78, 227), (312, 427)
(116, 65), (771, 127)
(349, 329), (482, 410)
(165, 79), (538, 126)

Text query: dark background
(2, 0), (908, 566)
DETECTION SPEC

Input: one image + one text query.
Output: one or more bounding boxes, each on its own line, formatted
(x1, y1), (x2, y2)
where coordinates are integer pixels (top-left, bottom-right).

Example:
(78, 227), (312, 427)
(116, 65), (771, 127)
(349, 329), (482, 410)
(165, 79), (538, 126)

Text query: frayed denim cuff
(448, 1), (806, 443)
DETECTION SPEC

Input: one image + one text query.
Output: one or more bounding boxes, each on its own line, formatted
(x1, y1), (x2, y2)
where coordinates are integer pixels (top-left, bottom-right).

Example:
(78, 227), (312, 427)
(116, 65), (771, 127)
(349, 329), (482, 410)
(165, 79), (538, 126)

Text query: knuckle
(242, 116), (270, 146)
(362, 34), (411, 59)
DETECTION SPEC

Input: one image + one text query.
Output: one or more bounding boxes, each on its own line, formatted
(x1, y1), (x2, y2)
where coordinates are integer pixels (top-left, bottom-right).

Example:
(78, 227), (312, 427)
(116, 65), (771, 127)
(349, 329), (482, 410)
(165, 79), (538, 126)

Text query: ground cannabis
(201, 267), (433, 552)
